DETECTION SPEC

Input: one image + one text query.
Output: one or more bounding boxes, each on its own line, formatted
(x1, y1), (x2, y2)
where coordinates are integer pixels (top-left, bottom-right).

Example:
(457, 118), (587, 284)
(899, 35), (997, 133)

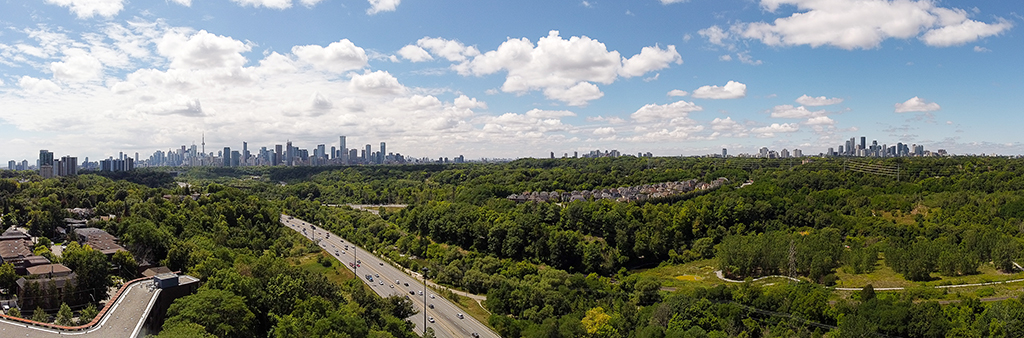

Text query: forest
(2, 155), (1024, 337)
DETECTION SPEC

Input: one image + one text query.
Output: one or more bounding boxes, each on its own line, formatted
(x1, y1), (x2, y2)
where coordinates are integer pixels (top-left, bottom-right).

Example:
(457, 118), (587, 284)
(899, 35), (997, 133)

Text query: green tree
(78, 303), (98, 324)
(154, 322), (217, 338)
(31, 306), (48, 323)
(0, 262), (17, 294)
(164, 288), (256, 338)
(60, 242), (112, 303)
(581, 307), (617, 338)
(6, 307), (21, 318)
(112, 250), (139, 279)
(55, 302), (73, 326)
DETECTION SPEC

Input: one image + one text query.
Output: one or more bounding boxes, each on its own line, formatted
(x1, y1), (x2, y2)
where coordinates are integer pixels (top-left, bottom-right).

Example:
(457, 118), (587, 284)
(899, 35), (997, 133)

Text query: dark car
(409, 290), (415, 295)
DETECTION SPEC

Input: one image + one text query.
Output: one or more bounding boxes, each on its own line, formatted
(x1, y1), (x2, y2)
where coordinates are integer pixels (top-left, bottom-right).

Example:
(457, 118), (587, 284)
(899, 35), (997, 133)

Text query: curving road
(281, 214), (498, 338)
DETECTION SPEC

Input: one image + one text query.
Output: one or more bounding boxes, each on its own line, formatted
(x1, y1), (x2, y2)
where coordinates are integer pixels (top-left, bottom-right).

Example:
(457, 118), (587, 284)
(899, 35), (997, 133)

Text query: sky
(0, 0), (1021, 162)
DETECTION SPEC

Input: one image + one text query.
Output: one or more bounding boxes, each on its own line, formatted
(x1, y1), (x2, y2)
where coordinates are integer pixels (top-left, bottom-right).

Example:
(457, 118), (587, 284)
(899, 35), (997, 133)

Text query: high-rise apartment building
(380, 142), (386, 164)
(286, 141), (293, 166)
(39, 150), (54, 178)
(58, 156), (77, 176)
(364, 144), (371, 162)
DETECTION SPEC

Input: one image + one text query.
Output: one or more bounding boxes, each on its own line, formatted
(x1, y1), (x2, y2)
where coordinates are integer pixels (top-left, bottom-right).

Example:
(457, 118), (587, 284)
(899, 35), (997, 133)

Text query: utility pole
(422, 267), (429, 333)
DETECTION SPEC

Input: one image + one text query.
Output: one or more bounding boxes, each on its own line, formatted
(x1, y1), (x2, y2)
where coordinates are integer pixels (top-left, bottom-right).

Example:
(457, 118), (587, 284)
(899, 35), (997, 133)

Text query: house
(15, 264), (77, 309)
(73, 227), (126, 256)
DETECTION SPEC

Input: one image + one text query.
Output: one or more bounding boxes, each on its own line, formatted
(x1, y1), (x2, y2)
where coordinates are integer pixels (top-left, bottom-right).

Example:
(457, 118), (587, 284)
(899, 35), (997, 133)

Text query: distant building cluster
(35, 150), (78, 178)
(823, 136), (946, 157)
(507, 177), (729, 203)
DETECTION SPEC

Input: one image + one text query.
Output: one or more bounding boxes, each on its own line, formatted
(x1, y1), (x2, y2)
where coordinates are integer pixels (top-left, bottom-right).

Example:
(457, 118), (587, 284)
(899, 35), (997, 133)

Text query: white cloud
(805, 116), (835, 125)
(894, 96), (940, 113)
(397, 45), (433, 62)
(921, 19), (1013, 47)
(44, 0), (125, 19)
(300, 0), (324, 6)
(170, 0), (192, 6)
(719, 54), (732, 61)
(731, 0), (1013, 50)
(692, 81), (746, 99)
(769, 105), (823, 118)
(660, 0), (689, 3)
(453, 95), (487, 110)
(736, 52), (762, 65)
(415, 37), (480, 62)
(667, 89), (688, 97)
(711, 117), (744, 133)
(593, 127), (616, 135)
(699, 26), (731, 47)
(620, 45), (682, 77)
(349, 70), (406, 96)
(367, 0), (401, 14)
(231, 0), (293, 9)
(587, 116), (626, 124)
(18, 76), (62, 94)
(455, 31), (680, 105)
(158, 30), (251, 70)
(50, 48), (104, 82)
(751, 123), (799, 137)
(292, 39), (368, 73)
(973, 46), (991, 52)
(795, 94), (843, 106)
(630, 100), (703, 122)
(543, 82), (604, 106)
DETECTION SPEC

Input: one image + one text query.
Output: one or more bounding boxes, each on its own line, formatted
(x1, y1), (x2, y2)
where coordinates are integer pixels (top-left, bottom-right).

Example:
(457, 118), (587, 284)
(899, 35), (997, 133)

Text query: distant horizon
(1, 1), (1020, 161)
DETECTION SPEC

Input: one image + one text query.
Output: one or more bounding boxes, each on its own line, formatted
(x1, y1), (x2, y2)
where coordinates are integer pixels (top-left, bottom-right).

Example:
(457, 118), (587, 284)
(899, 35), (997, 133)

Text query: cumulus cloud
(699, 26), (731, 47)
(349, 70), (406, 96)
(805, 116), (835, 125)
(894, 96), (940, 113)
(795, 94), (843, 106)
(44, 0), (125, 19)
(415, 37), (480, 62)
(453, 95), (487, 110)
(292, 39), (368, 73)
(751, 123), (799, 137)
(660, 0), (689, 4)
(769, 105), (825, 118)
(593, 127), (616, 135)
(170, 0), (192, 6)
(630, 100), (703, 122)
(18, 76), (61, 94)
(397, 45), (432, 62)
(667, 89), (688, 97)
(729, 0), (1013, 50)
(158, 30), (251, 70)
(455, 31), (680, 105)
(692, 81), (746, 99)
(50, 48), (104, 82)
(711, 117), (745, 133)
(973, 46), (991, 52)
(367, 0), (401, 14)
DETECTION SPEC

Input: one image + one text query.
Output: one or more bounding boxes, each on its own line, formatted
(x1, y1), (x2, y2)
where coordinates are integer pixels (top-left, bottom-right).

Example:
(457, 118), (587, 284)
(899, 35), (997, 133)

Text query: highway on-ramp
(281, 214), (499, 338)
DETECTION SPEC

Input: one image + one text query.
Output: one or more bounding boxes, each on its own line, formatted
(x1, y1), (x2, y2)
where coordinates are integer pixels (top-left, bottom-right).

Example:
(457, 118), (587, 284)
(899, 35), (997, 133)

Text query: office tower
(243, 142), (249, 165)
(339, 136), (346, 153)
(231, 151), (241, 167)
(379, 142), (386, 164)
(275, 145), (283, 165)
(317, 144), (326, 160)
(223, 147), (231, 167)
(349, 149), (358, 164)
(8, 160), (14, 170)
(59, 156), (77, 176)
(286, 141), (293, 166)
(364, 144), (371, 162)
(330, 146), (336, 160)
(39, 150), (54, 178)
(550, 152), (555, 159)
(722, 148), (727, 158)
(828, 147), (834, 156)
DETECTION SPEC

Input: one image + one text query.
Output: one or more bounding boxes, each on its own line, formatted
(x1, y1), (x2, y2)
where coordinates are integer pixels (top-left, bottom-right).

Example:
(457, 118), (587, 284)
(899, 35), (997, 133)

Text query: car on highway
(457, 313), (464, 319)
(428, 304), (434, 309)
(430, 294), (435, 299)
(428, 317), (434, 323)
(379, 281), (384, 285)
(418, 291), (423, 296)
(379, 262), (383, 266)
(404, 282), (409, 286)
(471, 333), (479, 337)
(389, 284), (394, 288)
(409, 291), (415, 295)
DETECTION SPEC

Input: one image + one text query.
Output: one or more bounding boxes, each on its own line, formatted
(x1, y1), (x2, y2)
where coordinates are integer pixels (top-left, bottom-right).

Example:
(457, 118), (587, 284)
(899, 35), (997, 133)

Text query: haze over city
(0, 0), (1020, 161)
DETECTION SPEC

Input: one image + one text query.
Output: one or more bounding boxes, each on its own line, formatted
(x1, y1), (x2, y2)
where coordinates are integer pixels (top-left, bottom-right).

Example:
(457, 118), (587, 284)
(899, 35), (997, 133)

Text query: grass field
(430, 285), (493, 329)
(292, 252), (356, 285)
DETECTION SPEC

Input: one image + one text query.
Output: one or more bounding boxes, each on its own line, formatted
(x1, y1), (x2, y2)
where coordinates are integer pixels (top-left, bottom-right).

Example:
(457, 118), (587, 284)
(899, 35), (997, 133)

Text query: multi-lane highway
(281, 214), (499, 338)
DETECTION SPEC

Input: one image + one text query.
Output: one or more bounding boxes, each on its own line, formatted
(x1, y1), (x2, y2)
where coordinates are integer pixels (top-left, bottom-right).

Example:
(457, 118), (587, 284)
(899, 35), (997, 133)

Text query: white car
(457, 313), (464, 319)
(428, 317), (434, 323)
(429, 294), (435, 299)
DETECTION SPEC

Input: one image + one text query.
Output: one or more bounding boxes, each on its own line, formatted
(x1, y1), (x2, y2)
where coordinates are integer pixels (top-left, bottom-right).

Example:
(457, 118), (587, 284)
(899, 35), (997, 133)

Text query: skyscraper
(860, 137), (866, 150)
(39, 150), (54, 178)
(364, 144), (371, 162)
(380, 142), (386, 164)
(722, 148), (727, 158)
(223, 147), (231, 167)
(243, 141), (249, 166)
(275, 144), (283, 165)
(286, 141), (293, 166)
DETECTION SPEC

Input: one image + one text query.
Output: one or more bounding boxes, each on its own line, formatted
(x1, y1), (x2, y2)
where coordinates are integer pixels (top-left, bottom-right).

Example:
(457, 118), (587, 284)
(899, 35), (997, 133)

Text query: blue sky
(0, 0), (1020, 162)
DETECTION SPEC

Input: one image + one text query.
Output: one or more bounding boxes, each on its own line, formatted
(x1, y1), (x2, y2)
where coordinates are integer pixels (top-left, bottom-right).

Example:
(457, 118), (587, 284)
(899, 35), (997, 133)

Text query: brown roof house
(73, 227), (126, 256)
(15, 263), (77, 310)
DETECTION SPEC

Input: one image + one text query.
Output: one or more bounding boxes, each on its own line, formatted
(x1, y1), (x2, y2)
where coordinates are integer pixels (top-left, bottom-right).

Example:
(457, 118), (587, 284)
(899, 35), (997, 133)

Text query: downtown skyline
(0, 0), (1020, 161)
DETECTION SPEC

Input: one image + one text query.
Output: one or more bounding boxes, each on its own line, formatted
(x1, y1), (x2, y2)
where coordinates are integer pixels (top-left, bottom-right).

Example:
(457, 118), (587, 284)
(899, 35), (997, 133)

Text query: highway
(281, 214), (499, 338)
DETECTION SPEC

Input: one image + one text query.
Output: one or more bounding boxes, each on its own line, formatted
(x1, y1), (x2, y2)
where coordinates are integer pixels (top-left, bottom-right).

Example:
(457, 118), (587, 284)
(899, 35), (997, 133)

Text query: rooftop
(74, 227), (126, 255)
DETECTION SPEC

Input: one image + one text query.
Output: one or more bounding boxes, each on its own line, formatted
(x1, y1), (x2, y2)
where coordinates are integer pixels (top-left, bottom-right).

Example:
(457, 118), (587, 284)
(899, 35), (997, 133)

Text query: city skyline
(0, 1), (1020, 161)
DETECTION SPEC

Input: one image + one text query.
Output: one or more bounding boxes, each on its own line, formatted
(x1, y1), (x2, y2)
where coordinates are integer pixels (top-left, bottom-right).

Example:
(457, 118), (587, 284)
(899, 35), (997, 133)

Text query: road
(0, 281), (161, 337)
(281, 214), (498, 338)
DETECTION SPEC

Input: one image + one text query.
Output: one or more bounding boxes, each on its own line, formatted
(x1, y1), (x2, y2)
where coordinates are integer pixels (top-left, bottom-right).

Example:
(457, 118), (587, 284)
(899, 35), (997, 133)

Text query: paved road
(281, 214), (498, 338)
(0, 281), (161, 337)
